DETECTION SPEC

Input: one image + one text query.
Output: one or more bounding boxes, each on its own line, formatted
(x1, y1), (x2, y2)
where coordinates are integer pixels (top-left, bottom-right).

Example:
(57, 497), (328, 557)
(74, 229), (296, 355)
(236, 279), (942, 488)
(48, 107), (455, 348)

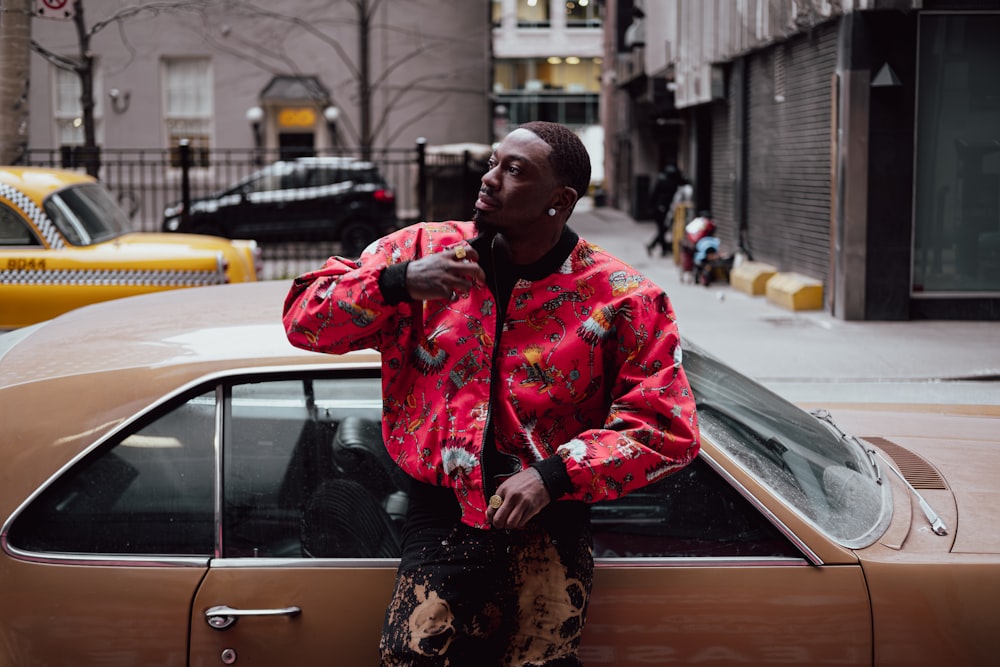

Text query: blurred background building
(604, 0), (1000, 320)
(8, 0), (1000, 320)
(490, 0), (605, 185)
(26, 0), (491, 158)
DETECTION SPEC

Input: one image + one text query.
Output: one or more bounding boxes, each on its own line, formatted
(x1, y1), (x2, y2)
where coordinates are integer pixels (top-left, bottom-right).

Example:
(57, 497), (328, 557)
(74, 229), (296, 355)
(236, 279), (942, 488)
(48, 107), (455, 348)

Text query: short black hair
(518, 121), (591, 199)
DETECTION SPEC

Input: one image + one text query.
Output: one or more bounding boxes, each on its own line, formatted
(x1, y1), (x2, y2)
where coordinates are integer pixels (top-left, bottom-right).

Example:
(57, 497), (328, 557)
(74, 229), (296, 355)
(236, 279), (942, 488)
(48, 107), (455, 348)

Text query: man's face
(473, 129), (561, 234)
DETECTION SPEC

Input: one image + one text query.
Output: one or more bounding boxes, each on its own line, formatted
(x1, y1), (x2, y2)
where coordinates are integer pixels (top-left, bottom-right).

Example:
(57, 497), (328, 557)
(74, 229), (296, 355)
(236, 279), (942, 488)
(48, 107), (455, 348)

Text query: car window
(7, 390), (216, 555)
(591, 456), (801, 558)
(309, 166), (350, 187)
(43, 183), (131, 245)
(281, 165), (309, 190)
(239, 164), (290, 194)
(6, 370), (804, 563)
(0, 203), (41, 246)
(683, 345), (889, 547)
(223, 375), (397, 559)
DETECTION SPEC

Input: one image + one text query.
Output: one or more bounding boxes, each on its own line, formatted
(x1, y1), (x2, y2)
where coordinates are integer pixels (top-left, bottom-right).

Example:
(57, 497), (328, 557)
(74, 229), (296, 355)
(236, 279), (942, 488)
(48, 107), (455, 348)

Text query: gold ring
(455, 246), (467, 260)
(489, 494), (503, 510)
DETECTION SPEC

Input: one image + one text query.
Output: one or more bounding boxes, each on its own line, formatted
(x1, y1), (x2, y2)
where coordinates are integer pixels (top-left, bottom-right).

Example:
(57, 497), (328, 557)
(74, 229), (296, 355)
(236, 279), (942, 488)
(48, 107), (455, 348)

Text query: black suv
(163, 157), (398, 256)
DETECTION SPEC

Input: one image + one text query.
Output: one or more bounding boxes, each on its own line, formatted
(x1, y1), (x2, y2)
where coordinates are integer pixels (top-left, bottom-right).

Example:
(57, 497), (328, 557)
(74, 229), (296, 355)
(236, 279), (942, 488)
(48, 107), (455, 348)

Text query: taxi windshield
(683, 343), (891, 548)
(43, 183), (131, 246)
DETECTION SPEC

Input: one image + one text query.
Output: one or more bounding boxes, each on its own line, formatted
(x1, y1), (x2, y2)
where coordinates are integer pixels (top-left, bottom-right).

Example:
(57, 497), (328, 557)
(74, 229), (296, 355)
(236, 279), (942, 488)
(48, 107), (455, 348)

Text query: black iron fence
(21, 140), (489, 279)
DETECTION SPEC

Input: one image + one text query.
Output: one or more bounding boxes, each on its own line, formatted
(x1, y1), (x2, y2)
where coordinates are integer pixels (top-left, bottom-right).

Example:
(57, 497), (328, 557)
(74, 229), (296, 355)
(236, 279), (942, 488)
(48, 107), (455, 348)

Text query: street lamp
(108, 88), (131, 114)
(493, 104), (509, 143)
(246, 106), (264, 163)
(324, 105), (340, 148)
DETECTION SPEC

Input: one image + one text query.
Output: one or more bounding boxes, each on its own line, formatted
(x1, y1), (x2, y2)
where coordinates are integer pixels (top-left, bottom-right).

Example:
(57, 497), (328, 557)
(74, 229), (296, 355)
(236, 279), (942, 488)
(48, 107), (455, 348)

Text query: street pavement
(569, 199), (1000, 406)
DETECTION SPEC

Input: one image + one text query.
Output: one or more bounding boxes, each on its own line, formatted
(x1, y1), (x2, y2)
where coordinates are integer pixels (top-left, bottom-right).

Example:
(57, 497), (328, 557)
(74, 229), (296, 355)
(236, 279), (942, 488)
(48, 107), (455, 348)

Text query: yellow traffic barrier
(729, 261), (778, 296)
(671, 204), (691, 265)
(765, 272), (824, 311)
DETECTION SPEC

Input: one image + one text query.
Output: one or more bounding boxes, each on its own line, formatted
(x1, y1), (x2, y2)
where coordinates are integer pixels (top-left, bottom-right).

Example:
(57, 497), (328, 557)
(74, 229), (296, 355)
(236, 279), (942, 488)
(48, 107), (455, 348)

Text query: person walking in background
(283, 121), (699, 666)
(646, 164), (687, 258)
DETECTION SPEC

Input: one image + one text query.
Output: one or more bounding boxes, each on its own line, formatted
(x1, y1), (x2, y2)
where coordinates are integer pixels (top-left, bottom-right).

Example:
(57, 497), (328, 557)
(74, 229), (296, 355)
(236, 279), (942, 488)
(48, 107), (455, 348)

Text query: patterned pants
(379, 519), (593, 666)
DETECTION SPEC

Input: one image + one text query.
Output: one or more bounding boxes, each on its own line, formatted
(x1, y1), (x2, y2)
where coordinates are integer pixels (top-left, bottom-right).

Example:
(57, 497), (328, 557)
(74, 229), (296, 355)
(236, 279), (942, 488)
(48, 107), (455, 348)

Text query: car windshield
(43, 182), (131, 245)
(231, 162), (297, 195)
(682, 343), (890, 547)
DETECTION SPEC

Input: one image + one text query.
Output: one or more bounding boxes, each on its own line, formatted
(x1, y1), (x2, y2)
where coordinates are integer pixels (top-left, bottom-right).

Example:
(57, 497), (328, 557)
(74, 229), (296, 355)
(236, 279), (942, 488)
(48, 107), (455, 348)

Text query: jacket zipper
(480, 235), (509, 500)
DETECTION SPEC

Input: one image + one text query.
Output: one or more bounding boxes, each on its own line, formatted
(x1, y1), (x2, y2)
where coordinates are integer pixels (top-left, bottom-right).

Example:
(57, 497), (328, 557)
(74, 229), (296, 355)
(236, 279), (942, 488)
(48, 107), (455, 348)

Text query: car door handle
(205, 604), (302, 630)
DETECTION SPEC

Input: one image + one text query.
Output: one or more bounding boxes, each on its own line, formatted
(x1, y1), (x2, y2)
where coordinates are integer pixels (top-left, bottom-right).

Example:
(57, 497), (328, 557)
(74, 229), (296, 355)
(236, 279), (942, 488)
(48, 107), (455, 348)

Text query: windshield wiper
(810, 409), (881, 483)
(810, 409), (948, 537)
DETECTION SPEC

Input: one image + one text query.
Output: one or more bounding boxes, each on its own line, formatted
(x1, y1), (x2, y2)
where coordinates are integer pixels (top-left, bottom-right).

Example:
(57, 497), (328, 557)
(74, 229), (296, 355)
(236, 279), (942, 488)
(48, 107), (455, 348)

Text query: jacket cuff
(530, 457), (573, 500)
(378, 262), (412, 304)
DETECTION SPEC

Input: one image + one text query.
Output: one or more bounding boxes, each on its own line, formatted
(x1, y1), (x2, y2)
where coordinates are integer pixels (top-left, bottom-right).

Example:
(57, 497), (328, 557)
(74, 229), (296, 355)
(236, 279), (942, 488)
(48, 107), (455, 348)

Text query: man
(645, 164), (687, 258)
(283, 121), (699, 666)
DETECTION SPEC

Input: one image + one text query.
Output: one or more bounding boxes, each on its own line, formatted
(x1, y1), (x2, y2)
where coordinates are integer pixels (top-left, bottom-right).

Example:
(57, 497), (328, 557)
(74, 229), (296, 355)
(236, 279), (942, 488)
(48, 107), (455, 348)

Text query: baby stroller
(681, 215), (731, 287)
(679, 215), (714, 284)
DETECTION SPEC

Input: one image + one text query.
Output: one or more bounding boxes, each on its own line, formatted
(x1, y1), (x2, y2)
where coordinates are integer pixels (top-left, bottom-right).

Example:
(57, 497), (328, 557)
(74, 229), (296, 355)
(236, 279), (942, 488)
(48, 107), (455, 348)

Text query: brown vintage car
(0, 280), (997, 666)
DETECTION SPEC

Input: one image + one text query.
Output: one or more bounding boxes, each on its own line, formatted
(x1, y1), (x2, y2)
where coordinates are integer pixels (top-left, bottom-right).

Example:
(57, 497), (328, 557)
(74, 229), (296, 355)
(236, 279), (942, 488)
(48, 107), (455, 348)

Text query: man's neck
(494, 227), (565, 265)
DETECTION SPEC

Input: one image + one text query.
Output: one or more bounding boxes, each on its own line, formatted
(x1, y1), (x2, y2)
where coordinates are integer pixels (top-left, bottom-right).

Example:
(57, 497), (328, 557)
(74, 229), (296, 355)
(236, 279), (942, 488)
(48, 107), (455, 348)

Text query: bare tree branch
(29, 41), (81, 73)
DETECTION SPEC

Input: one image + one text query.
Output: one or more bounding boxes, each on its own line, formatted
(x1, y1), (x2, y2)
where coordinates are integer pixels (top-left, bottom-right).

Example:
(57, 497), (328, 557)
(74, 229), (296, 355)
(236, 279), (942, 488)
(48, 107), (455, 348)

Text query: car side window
(223, 375), (400, 559)
(591, 456), (801, 559)
(0, 203), (41, 246)
(8, 391), (216, 556)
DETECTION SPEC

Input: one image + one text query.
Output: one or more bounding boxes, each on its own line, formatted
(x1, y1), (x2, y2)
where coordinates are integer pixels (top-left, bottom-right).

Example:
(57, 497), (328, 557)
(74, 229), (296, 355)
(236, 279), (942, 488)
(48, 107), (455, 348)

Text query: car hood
(110, 231), (242, 252)
(808, 402), (1000, 555)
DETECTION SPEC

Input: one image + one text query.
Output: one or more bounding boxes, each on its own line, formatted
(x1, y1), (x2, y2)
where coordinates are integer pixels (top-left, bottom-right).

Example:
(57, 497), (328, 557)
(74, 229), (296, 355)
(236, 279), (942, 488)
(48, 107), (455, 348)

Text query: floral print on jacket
(283, 220), (699, 528)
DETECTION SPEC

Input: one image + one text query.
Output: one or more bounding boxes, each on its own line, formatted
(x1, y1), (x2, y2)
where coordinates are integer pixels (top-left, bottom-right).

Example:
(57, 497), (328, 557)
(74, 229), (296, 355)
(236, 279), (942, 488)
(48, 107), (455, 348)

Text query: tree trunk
(72, 0), (99, 177)
(0, 0), (32, 165)
(358, 0), (371, 160)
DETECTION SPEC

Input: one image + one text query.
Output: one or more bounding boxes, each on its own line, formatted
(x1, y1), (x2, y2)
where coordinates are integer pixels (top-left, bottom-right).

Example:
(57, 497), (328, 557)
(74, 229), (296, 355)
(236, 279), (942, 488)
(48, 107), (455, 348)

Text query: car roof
(292, 156), (378, 170)
(0, 281), (367, 390)
(0, 166), (94, 200)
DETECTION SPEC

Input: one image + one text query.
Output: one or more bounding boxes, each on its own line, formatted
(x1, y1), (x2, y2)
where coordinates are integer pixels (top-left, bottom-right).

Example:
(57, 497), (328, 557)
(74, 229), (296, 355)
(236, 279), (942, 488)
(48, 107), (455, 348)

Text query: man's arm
(283, 230), (486, 354)
(548, 290), (700, 504)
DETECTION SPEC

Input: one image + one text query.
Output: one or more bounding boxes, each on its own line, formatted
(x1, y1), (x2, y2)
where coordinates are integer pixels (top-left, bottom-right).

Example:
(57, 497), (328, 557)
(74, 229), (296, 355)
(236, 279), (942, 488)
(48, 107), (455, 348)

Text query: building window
(494, 57), (601, 93)
(53, 66), (101, 147)
(492, 0), (503, 26)
(163, 57), (212, 167)
(912, 14), (1000, 294)
(517, 0), (549, 27)
(565, 0), (600, 28)
(493, 57), (601, 128)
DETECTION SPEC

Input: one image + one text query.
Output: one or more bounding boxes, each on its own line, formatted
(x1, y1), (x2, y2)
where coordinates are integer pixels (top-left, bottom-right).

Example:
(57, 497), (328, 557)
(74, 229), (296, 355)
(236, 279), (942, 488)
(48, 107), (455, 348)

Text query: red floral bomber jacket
(283, 220), (699, 529)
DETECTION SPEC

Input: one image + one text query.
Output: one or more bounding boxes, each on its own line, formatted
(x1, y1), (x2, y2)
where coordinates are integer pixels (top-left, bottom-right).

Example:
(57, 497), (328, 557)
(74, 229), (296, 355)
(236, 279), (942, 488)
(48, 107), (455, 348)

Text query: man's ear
(552, 185), (579, 213)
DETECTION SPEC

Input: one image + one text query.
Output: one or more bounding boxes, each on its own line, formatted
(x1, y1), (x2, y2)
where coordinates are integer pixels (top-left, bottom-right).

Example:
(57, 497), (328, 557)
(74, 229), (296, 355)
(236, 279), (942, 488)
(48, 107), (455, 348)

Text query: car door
(1, 390), (218, 666)
(188, 373), (401, 665)
(0, 200), (50, 327)
(236, 164), (307, 240)
(177, 371), (871, 666)
(581, 454), (872, 666)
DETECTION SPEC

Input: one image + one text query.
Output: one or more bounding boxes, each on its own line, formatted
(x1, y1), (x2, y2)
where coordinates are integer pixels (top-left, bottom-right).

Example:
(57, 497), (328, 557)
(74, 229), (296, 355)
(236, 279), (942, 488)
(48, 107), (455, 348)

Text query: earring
(548, 208), (556, 216)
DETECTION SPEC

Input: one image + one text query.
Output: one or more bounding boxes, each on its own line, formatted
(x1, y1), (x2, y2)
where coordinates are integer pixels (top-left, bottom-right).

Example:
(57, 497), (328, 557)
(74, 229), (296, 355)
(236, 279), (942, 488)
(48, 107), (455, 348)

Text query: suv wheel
(339, 219), (378, 258)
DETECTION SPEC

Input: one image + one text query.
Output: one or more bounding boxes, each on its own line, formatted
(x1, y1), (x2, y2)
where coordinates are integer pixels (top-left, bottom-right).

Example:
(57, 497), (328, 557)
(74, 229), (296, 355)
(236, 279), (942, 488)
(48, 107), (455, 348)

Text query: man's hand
(487, 468), (551, 530)
(406, 244), (485, 301)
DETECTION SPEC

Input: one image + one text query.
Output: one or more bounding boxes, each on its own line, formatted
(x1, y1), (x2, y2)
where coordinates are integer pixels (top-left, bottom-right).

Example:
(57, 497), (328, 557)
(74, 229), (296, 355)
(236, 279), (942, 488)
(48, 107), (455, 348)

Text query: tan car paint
(1, 282), (997, 666)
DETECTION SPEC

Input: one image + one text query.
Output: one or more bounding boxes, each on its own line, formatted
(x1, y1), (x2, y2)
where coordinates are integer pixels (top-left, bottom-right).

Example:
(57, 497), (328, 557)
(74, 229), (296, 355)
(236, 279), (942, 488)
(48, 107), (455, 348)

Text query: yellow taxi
(0, 166), (260, 329)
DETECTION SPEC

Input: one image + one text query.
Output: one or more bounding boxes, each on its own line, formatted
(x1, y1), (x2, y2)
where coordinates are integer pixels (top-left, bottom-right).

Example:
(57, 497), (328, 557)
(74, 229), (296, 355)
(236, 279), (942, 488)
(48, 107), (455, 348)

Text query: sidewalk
(570, 199), (1000, 405)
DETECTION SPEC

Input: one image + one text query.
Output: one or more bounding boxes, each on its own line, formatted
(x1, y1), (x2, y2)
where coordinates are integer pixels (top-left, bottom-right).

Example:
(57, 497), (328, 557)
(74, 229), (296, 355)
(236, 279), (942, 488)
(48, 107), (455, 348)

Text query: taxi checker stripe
(0, 268), (227, 287)
(0, 182), (65, 249)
